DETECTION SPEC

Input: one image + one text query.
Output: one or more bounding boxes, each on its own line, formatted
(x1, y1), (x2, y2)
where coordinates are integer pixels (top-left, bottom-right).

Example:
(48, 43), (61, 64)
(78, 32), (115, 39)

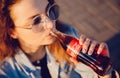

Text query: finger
(79, 35), (86, 45)
(88, 40), (98, 55)
(97, 42), (106, 54)
(98, 43), (110, 56)
(82, 38), (91, 53)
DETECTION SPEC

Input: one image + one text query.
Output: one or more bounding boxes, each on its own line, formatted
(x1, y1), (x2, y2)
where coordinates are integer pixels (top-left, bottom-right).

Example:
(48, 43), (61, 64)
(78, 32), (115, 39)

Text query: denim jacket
(0, 47), (99, 78)
(0, 24), (119, 78)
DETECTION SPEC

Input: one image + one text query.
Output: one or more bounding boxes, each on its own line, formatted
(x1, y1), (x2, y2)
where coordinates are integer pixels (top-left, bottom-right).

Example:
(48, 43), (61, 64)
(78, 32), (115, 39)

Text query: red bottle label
(66, 38), (82, 59)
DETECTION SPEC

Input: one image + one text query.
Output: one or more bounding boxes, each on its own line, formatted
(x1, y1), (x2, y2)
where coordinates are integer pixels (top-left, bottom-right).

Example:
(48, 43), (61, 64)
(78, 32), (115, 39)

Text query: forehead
(10, 0), (48, 26)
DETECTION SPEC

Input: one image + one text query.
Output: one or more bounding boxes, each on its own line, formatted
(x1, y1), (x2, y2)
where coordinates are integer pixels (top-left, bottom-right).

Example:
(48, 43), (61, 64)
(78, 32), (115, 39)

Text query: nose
(41, 14), (54, 30)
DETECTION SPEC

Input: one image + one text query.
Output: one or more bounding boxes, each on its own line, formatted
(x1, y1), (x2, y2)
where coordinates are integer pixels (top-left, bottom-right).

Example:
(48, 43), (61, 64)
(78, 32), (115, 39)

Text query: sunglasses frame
(15, 2), (60, 30)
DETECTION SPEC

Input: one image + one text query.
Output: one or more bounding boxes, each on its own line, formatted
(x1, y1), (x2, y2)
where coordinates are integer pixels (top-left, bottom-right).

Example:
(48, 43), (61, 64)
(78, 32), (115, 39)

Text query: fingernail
(88, 50), (92, 55)
(97, 51), (100, 54)
(82, 49), (86, 53)
(80, 42), (83, 45)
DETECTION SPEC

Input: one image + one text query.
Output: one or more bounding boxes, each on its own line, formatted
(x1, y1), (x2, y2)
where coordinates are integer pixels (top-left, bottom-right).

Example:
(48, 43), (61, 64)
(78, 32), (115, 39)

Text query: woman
(0, 0), (119, 78)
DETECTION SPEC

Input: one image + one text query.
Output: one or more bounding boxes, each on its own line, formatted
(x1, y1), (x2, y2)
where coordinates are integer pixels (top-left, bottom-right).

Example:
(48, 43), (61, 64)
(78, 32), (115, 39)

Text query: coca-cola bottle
(51, 31), (112, 76)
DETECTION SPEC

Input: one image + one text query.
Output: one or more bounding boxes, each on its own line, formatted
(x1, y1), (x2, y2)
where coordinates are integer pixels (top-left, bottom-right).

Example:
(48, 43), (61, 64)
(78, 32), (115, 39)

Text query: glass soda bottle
(51, 31), (112, 76)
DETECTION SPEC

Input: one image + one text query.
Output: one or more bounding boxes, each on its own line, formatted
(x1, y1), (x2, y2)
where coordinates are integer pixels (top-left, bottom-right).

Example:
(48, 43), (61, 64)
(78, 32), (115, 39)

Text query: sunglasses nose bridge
(40, 15), (53, 29)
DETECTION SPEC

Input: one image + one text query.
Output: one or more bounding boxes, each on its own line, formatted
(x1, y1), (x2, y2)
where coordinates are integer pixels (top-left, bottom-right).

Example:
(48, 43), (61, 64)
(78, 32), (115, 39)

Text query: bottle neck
(51, 31), (74, 48)
(50, 31), (65, 41)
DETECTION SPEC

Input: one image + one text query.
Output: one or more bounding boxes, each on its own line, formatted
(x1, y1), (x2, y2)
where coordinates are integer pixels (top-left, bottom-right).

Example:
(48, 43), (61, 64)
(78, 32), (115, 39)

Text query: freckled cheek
(18, 35), (45, 45)
(16, 29), (49, 45)
(17, 32), (43, 42)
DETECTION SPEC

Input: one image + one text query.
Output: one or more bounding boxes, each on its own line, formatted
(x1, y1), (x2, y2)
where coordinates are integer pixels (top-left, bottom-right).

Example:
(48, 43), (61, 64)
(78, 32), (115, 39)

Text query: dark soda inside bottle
(51, 31), (112, 76)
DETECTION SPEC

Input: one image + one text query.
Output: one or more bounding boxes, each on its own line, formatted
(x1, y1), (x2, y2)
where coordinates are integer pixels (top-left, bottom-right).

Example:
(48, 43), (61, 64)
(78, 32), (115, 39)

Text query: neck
(22, 46), (46, 62)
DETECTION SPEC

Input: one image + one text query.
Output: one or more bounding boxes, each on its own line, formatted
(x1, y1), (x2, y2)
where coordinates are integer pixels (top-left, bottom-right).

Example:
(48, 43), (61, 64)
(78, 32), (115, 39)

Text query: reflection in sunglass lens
(33, 16), (41, 25)
(48, 5), (59, 20)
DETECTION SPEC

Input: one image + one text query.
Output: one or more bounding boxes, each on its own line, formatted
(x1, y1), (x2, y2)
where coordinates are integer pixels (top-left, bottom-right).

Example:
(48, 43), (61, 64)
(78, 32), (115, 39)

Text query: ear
(8, 28), (17, 39)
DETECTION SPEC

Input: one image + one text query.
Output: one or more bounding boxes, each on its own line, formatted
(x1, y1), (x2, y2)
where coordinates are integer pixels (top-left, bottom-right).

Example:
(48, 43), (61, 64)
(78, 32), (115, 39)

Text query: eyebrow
(24, 14), (40, 27)
(30, 14), (40, 19)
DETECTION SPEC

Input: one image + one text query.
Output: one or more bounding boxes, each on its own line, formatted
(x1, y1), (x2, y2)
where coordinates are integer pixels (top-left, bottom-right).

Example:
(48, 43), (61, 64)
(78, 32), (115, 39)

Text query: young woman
(0, 0), (119, 78)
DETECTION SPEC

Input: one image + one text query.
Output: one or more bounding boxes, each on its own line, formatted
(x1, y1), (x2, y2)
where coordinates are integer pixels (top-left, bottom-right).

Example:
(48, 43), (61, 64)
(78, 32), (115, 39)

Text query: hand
(79, 35), (112, 78)
(79, 35), (110, 57)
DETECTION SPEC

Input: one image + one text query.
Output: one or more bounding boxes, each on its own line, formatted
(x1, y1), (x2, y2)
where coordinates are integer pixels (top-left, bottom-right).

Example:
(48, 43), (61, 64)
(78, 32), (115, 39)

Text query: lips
(48, 33), (54, 38)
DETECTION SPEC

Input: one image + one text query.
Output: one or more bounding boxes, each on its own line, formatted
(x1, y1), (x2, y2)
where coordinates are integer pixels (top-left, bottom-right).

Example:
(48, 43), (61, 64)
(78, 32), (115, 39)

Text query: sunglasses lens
(33, 16), (41, 25)
(49, 5), (59, 20)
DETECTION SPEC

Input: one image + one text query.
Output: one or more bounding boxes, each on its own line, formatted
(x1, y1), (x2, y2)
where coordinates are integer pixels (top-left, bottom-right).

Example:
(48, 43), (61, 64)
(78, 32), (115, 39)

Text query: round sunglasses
(16, 3), (60, 32)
